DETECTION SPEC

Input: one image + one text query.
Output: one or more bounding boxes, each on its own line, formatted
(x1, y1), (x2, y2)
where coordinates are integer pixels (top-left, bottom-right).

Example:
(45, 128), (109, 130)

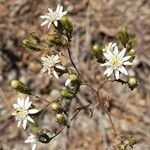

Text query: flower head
(40, 4), (67, 28)
(12, 97), (38, 129)
(25, 134), (38, 150)
(101, 45), (132, 80)
(41, 54), (65, 79)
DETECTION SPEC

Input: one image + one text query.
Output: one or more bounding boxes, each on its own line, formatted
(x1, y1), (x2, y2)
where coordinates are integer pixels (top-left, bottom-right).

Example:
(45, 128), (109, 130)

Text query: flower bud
(92, 44), (105, 63)
(22, 39), (40, 51)
(128, 137), (138, 147)
(51, 102), (63, 113)
(117, 28), (129, 47)
(60, 16), (73, 34)
(127, 49), (136, 61)
(60, 89), (75, 99)
(118, 144), (127, 150)
(39, 129), (51, 143)
(30, 32), (41, 43)
(11, 80), (31, 94)
(47, 34), (63, 46)
(128, 77), (138, 90)
(56, 113), (67, 126)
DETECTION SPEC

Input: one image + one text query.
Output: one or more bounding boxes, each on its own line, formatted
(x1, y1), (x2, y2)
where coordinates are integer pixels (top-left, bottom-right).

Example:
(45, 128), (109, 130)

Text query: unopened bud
(30, 32), (41, 43)
(51, 102), (63, 113)
(92, 44), (105, 63)
(56, 113), (67, 126)
(128, 137), (138, 147)
(60, 89), (75, 99)
(22, 39), (40, 51)
(11, 80), (31, 94)
(128, 77), (138, 90)
(119, 144), (127, 150)
(61, 16), (73, 34)
(127, 49), (136, 61)
(117, 28), (129, 47)
(48, 34), (63, 46)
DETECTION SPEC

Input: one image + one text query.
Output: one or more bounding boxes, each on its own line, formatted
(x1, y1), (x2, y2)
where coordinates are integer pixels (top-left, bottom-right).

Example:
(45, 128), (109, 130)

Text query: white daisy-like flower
(103, 42), (117, 52)
(25, 134), (38, 150)
(100, 46), (132, 80)
(41, 54), (65, 79)
(40, 4), (67, 28)
(12, 97), (38, 129)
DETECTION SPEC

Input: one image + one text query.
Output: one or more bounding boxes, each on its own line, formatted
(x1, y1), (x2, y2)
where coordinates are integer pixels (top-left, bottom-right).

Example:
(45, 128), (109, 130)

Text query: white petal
(103, 51), (113, 60)
(25, 97), (31, 109)
(17, 97), (23, 107)
(123, 61), (132, 65)
(32, 143), (37, 150)
(27, 116), (35, 123)
(13, 104), (19, 109)
(118, 66), (128, 75)
(118, 48), (126, 59)
(112, 43), (117, 47)
(48, 8), (53, 13)
(104, 68), (113, 76)
(100, 62), (109, 66)
(122, 56), (131, 61)
(40, 15), (48, 19)
(28, 109), (38, 114)
(17, 121), (22, 128)
(56, 4), (60, 13)
(113, 46), (119, 55)
(115, 70), (120, 80)
(23, 118), (28, 129)
(41, 68), (47, 73)
(59, 5), (63, 13)
(55, 65), (65, 70)
(52, 70), (59, 79)
(54, 21), (58, 26)
(65, 79), (71, 86)
(12, 112), (16, 116)
(47, 22), (52, 28)
(61, 11), (67, 16)
(41, 20), (49, 26)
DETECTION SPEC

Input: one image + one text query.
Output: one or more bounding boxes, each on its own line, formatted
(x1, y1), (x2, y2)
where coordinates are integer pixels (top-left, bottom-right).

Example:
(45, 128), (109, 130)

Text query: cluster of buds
(118, 137), (138, 150)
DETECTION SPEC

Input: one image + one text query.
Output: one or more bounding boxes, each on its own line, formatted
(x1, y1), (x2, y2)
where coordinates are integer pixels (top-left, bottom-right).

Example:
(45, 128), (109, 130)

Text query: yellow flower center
(49, 12), (57, 21)
(16, 108), (28, 119)
(111, 57), (120, 69)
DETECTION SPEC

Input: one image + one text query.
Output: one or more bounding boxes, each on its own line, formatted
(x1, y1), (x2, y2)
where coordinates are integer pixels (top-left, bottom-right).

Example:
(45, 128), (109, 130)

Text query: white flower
(25, 134), (38, 150)
(12, 97), (38, 129)
(40, 4), (67, 28)
(101, 46), (132, 80)
(103, 42), (117, 52)
(41, 54), (65, 79)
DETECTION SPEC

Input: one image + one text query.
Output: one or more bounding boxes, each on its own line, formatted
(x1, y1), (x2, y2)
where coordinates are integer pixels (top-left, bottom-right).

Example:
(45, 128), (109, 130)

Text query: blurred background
(0, 0), (150, 149)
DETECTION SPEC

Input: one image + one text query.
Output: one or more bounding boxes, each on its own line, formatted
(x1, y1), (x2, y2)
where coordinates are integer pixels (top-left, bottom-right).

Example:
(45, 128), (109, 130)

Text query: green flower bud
(119, 144), (127, 150)
(92, 44), (105, 63)
(22, 39), (40, 51)
(126, 35), (137, 51)
(10, 80), (31, 94)
(128, 137), (138, 147)
(56, 113), (67, 126)
(128, 77), (138, 90)
(117, 28), (129, 47)
(60, 16), (73, 34)
(60, 89), (75, 99)
(51, 102), (63, 113)
(28, 122), (40, 135)
(30, 32), (41, 43)
(47, 34), (63, 46)
(39, 129), (51, 143)
(127, 49), (136, 61)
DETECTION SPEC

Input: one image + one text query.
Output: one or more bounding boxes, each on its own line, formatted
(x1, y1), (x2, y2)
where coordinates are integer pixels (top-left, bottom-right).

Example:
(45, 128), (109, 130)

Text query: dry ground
(0, 0), (150, 150)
